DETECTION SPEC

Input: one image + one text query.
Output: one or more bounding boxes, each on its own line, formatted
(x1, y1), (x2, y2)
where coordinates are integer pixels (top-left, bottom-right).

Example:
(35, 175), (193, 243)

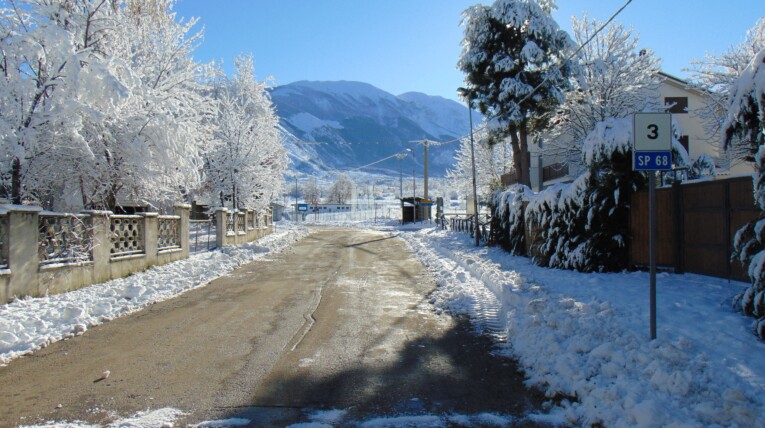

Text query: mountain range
(270, 81), (482, 176)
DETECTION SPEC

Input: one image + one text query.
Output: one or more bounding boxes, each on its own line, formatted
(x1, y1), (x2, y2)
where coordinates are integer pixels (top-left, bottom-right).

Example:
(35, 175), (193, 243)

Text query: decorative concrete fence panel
(0, 204), (191, 303)
(214, 208), (273, 247)
(1, 204), (271, 303)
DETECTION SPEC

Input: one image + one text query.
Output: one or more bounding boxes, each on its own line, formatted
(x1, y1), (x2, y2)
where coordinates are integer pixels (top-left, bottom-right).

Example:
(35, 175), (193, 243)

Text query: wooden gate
(630, 176), (760, 281)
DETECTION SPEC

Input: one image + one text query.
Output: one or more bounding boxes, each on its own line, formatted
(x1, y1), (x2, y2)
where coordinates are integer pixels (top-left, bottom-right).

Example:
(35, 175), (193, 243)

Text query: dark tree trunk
(509, 130), (522, 186)
(104, 187), (117, 212)
(519, 118), (531, 187)
(79, 175), (89, 209)
(11, 157), (22, 204)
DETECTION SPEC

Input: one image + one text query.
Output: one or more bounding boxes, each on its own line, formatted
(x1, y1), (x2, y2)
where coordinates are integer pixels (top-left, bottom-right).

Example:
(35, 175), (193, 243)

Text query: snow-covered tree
(447, 125), (513, 199)
(302, 179), (321, 206)
(727, 47), (765, 340)
(490, 183), (531, 254)
(326, 173), (353, 204)
(204, 54), (286, 211)
(0, 0), (216, 210)
(547, 15), (662, 161)
(0, 0), (126, 205)
(458, 0), (576, 186)
(688, 18), (765, 168)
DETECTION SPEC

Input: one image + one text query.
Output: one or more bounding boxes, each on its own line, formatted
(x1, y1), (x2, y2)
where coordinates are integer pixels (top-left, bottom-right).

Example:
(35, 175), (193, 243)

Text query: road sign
(633, 112), (672, 340)
(633, 113), (672, 171)
(420, 202), (435, 207)
(297, 204), (308, 212)
(634, 151), (671, 170)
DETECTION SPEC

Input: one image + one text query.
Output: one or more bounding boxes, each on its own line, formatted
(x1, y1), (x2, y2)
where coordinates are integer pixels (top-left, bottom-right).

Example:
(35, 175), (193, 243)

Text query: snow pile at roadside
(0, 224), (308, 366)
(402, 227), (765, 427)
(20, 407), (553, 428)
(19, 408), (187, 428)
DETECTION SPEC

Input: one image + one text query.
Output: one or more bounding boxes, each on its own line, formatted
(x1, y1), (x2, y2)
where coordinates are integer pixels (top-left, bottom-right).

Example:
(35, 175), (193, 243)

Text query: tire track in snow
(405, 232), (508, 341)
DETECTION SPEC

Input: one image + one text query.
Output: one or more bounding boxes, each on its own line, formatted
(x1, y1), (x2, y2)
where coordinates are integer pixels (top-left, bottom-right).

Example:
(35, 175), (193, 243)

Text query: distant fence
(441, 213), (491, 243)
(630, 175), (759, 281)
(542, 162), (569, 182)
(0, 205), (273, 303)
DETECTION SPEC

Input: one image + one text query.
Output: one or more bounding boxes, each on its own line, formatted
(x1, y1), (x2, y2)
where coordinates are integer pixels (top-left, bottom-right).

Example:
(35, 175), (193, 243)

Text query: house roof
(658, 71), (708, 98)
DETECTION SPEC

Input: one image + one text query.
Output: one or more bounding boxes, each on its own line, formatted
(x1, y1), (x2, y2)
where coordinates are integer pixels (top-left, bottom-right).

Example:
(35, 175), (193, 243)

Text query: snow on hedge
(493, 115), (694, 272)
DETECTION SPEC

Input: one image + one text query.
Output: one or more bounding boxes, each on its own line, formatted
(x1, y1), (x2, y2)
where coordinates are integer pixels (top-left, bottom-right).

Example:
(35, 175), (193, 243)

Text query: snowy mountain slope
(272, 81), (482, 175)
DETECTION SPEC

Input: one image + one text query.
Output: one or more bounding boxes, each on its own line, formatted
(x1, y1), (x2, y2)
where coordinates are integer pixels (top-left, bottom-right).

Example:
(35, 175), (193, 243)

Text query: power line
(347, 151), (410, 172)
(514, 0), (633, 109)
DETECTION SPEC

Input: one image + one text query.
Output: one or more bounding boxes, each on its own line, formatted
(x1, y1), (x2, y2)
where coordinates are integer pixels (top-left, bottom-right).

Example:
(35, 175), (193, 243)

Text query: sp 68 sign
(633, 113), (672, 171)
(634, 151), (671, 170)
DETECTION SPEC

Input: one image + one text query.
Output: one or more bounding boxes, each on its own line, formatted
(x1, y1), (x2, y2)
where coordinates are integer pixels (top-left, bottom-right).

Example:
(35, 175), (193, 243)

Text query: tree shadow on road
(219, 317), (551, 427)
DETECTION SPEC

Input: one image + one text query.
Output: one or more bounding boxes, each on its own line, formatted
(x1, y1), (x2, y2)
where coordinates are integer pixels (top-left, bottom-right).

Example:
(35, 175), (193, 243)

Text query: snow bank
(20, 408), (186, 428)
(402, 227), (765, 427)
(0, 225), (308, 365)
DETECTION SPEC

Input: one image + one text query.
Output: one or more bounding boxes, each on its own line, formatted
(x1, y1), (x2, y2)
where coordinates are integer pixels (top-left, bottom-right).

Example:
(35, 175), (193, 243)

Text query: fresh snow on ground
(5, 219), (765, 427)
(0, 224), (308, 366)
(400, 225), (765, 427)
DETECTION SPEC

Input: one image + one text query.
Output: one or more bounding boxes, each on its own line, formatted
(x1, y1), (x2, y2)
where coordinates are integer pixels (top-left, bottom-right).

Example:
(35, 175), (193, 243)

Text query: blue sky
(173, 0), (763, 102)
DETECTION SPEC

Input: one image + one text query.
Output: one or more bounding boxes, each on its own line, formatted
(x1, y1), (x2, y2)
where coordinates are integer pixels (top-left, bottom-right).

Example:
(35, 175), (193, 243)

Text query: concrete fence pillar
(144, 212), (158, 267)
(82, 210), (113, 284)
(174, 204), (191, 258)
(6, 206), (41, 299)
(215, 208), (228, 247)
(246, 209), (255, 242)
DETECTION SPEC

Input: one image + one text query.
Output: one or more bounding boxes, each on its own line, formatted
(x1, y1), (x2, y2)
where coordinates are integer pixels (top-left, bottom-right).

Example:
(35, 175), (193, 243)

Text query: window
(678, 135), (689, 154)
(665, 97), (688, 114)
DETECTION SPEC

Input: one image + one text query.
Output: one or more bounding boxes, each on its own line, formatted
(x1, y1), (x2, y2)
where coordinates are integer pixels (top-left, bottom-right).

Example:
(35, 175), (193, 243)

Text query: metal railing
(441, 213), (491, 243)
(190, 218), (217, 254)
(542, 162), (569, 182)
(38, 213), (93, 265)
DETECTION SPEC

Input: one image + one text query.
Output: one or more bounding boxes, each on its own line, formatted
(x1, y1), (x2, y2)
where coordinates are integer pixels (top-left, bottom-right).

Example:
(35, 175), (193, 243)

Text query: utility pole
(423, 140), (429, 201)
(410, 140), (431, 220)
(294, 176), (298, 222)
(373, 182), (377, 224)
(399, 158), (404, 199)
(412, 148), (417, 223)
(468, 99), (480, 247)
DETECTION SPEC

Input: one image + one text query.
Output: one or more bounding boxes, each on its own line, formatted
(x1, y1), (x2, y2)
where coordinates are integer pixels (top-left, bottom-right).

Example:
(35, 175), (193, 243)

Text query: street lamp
(294, 175), (299, 222)
(396, 152), (408, 200)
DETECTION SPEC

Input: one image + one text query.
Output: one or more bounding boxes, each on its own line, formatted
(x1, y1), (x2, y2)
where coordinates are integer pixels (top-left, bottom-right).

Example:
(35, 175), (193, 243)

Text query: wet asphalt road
(0, 228), (546, 427)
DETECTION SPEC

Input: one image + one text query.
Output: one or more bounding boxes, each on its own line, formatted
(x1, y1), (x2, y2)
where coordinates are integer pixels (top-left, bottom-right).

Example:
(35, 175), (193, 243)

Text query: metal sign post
(633, 113), (672, 340)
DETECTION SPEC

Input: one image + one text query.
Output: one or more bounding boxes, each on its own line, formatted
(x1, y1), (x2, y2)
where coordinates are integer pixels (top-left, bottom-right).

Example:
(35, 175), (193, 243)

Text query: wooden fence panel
(729, 177), (759, 280)
(630, 187), (675, 267)
(630, 176), (759, 282)
(682, 181), (727, 277)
